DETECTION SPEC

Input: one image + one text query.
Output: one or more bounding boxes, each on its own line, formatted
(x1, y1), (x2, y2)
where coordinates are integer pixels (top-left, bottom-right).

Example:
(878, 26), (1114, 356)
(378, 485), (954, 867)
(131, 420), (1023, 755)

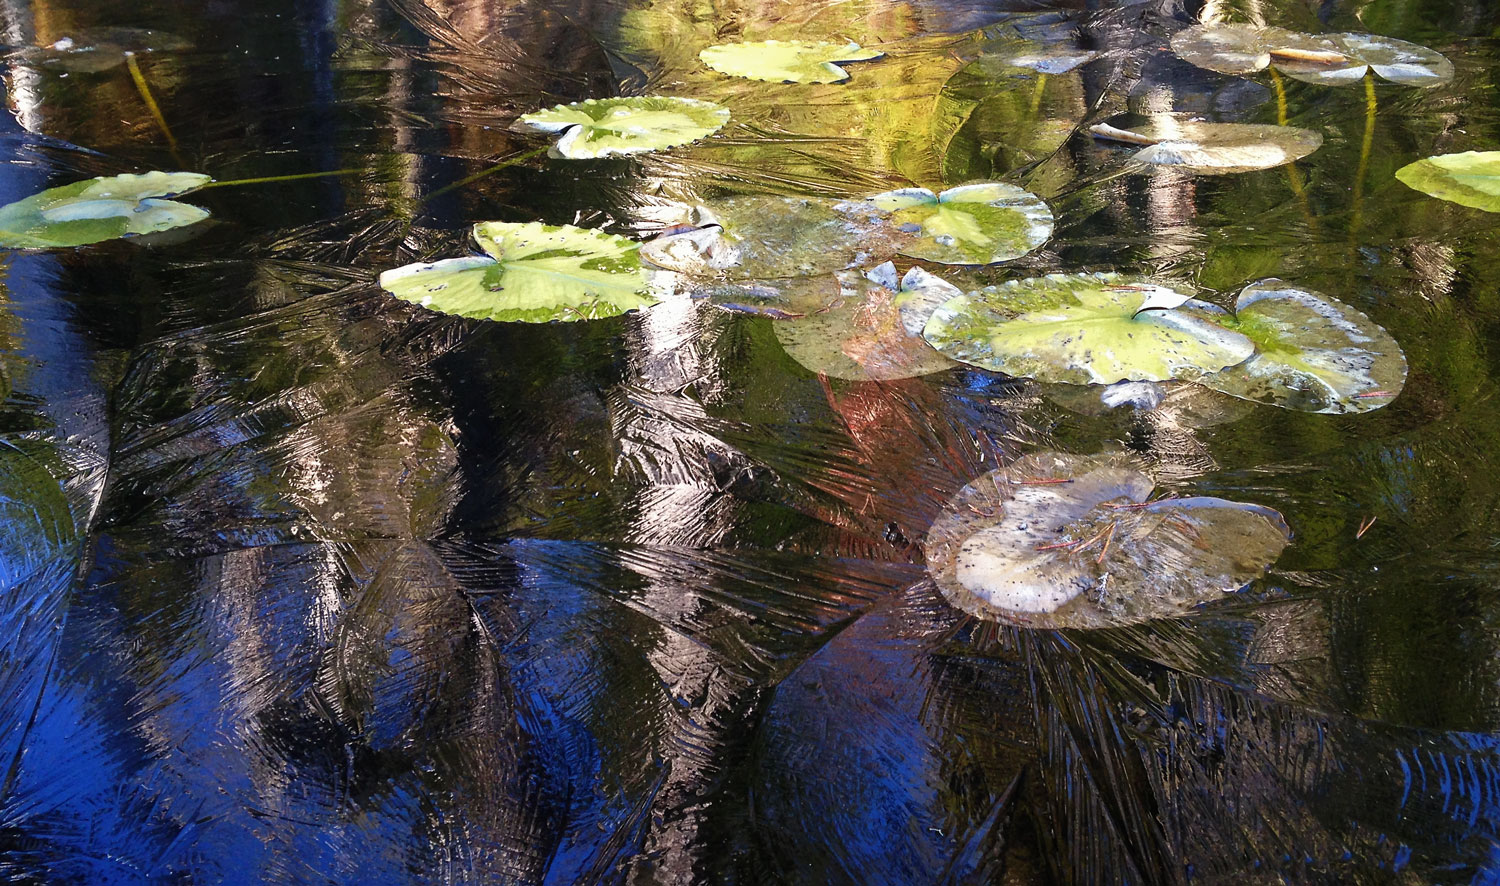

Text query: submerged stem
(418, 146), (552, 207)
(124, 52), (182, 165)
(1029, 73), (1048, 115)
(1350, 71), (1377, 243)
(1269, 68), (1318, 232)
(198, 168), (367, 189)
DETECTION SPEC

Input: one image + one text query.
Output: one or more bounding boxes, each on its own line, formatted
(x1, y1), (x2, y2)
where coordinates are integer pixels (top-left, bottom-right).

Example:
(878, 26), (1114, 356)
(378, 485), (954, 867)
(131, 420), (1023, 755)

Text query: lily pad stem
(1029, 73), (1048, 115)
(418, 145), (551, 206)
(197, 168), (368, 189)
(1269, 68), (1317, 232)
(124, 51), (182, 165)
(1350, 71), (1377, 243)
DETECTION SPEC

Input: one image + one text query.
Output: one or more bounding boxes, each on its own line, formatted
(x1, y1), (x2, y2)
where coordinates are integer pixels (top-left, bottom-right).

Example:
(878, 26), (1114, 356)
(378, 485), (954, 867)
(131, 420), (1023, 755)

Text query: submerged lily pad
(639, 195), (891, 279)
(516, 96), (729, 159)
(925, 451), (1291, 628)
(1171, 24), (1452, 87)
(0, 171), (211, 248)
(378, 221), (660, 322)
(699, 40), (882, 83)
(922, 272), (1255, 384)
(10, 27), (191, 73)
(866, 183), (1053, 265)
(1395, 151), (1500, 212)
(1196, 279), (1406, 412)
(774, 264), (959, 380)
(1090, 119), (1322, 174)
(1003, 45), (1100, 74)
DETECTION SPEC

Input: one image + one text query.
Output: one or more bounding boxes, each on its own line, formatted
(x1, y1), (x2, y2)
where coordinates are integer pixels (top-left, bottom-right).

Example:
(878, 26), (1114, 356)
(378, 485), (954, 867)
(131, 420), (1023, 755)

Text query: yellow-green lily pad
(0, 171), (211, 249)
(1395, 151), (1500, 212)
(699, 40), (882, 84)
(515, 96), (729, 159)
(1196, 279), (1407, 413)
(922, 272), (1255, 384)
(378, 221), (662, 323)
(865, 182), (1053, 265)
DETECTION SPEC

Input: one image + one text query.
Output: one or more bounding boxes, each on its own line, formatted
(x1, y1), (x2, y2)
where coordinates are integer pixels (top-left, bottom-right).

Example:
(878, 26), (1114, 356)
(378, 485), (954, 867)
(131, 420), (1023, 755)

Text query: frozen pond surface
(4, 0), (1500, 882)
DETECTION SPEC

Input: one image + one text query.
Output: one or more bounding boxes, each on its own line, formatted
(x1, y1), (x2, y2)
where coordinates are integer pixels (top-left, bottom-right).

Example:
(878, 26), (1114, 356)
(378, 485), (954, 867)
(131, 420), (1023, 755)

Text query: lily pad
(699, 40), (882, 83)
(1273, 32), (1453, 87)
(925, 451), (1291, 628)
(1089, 119), (1322, 174)
(1195, 279), (1406, 413)
(1171, 24), (1452, 87)
(922, 272), (1255, 384)
(0, 171), (211, 248)
(639, 195), (893, 279)
(773, 264), (958, 380)
(865, 182), (1053, 265)
(378, 221), (660, 323)
(1395, 151), (1500, 212)
(516, 96), (729, 159)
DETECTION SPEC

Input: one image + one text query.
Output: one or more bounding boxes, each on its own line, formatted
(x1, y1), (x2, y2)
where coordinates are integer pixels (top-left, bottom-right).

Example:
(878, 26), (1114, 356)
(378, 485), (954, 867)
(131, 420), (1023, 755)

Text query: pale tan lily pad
(1090, 119), (1322, 174)
(926, 451), (1291, 628)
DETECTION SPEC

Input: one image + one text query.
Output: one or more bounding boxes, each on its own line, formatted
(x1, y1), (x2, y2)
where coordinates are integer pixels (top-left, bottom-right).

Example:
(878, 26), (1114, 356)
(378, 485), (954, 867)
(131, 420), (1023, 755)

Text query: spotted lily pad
(378, 221), (660, 322)
(639, 195), (892, 279)
(774, 264), (958, 380)
(1089, 119), (1322, 174)
(866, 183), (1053, 265)
(0, 171), (211, 248)
(922, 272), (1255, 384)
(515, 96), (729, 159)
(1195, 279), (1406, 413)
(1395, 151), (1500, 212)
(699, 40), (883, 83)
(925, 451), (1291, 628)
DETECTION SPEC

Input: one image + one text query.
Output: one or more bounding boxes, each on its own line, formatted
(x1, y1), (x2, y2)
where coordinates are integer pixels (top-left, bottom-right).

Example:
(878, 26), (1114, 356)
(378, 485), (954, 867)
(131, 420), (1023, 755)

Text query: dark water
(3, 0), (1500, 882)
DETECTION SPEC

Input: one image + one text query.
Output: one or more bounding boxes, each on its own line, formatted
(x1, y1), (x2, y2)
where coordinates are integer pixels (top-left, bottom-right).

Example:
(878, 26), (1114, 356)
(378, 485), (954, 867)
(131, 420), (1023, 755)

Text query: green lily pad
(925, 450), (1291, 628)
(639, 195), (894, 279)
(1195, 279), (1406, 413)
(378, 221), (661, 323)
(773, 264), (958, 380)
(865, 182), (1053, 265)
(516, 96), (730, 159)
(922, 272), (1256, 384)
(699, 40), (883, 83)
(1090, 119), (1322, 174)
(0, 171), (211, 248)
(1395, 151), (1500, 212)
